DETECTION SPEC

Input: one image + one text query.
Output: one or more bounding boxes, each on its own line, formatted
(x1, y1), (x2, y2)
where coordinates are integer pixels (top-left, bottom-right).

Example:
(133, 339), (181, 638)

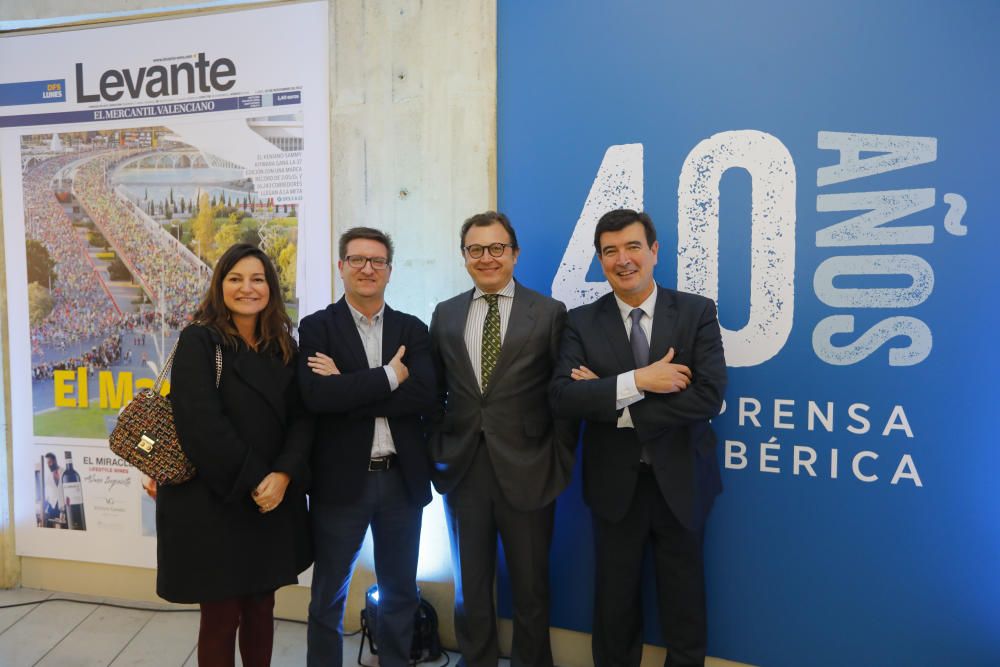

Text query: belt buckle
(368, 455), (392, 472)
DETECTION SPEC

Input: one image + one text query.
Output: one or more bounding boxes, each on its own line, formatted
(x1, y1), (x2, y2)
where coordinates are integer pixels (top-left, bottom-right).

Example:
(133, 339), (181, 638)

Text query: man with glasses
(299, 226), (436, 667)
(430, 211), (577, 667)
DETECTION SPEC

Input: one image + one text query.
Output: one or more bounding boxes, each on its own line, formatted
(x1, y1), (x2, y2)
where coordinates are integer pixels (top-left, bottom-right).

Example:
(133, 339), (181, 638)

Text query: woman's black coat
(156, 324), (313, 603)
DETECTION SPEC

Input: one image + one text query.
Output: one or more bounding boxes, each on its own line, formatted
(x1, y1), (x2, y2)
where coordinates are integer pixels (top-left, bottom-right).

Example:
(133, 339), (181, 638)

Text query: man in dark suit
(430, 211), (576, 667)
(298, 227), (436, 667)
(550, 209), (727, 667)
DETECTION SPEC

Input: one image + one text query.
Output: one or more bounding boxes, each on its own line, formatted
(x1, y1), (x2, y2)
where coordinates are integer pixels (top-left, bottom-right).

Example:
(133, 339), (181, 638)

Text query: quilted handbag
(109, 338), (221, 485)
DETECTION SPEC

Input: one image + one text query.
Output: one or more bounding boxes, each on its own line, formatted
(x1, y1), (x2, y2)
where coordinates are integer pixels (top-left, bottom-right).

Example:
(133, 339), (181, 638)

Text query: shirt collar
(614, 284), (657, 323)
(473, 279), (516, 301)
(347, 301), (385, 326)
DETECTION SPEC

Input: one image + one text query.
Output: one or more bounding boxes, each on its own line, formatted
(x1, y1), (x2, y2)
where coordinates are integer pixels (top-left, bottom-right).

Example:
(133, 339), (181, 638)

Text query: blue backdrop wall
(496, 2), (999, 666)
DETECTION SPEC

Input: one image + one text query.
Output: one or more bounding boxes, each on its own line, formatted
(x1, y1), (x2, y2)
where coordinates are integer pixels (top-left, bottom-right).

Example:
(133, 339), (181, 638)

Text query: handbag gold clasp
(137, 433), (156, 454)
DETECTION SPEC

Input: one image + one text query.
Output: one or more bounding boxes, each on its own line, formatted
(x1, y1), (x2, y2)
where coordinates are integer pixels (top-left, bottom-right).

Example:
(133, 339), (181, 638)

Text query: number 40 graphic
(551, 132), (796, 368)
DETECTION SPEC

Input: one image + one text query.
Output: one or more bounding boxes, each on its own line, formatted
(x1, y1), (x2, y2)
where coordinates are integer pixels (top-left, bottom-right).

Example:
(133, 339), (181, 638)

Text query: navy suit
(299, 298), (435, 667)
(550, 285), (727, 667)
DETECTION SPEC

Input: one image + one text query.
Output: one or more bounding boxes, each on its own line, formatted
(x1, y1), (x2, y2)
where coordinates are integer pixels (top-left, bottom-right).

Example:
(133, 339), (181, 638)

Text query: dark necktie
(630, 308), (653, 463)
(481, 294), (501, 391)
(629, 308), (649, 368)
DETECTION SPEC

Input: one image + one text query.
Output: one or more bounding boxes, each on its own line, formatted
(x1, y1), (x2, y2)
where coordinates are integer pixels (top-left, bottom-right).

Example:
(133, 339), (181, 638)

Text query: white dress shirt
(347, 302), (399, 458)
(614, 286), (657, 429)
(463, 279), (516, 388)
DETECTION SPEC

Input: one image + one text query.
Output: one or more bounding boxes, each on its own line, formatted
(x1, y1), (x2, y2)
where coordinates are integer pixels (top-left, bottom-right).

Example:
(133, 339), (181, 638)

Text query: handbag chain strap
(152, 338), (223, 393)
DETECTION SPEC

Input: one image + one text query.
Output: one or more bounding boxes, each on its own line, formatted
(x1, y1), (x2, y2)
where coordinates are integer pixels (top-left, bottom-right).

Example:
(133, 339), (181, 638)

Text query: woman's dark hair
(192, 243), (295, 363)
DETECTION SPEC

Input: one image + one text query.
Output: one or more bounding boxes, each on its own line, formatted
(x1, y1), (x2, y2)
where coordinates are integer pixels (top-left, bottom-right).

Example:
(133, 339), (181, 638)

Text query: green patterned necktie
(481, 294), (501, 392)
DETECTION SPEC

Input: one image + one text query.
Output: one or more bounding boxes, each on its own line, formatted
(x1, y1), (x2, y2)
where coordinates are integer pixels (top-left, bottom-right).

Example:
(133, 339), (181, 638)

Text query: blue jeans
(307, 466), (423, 667)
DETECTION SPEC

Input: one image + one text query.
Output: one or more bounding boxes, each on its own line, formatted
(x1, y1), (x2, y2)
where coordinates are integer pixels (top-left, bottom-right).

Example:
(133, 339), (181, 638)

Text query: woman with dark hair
(156, 243), (312, 667)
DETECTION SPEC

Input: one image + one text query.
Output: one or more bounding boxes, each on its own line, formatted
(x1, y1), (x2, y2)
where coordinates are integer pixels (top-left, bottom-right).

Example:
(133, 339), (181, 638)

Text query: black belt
(368, 454), (397, 472)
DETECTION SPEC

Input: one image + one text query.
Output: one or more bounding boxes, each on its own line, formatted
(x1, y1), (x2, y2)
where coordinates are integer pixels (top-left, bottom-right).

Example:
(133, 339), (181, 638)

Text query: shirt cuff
(383, 365), (399, 391)
(615, 370), (644, 410)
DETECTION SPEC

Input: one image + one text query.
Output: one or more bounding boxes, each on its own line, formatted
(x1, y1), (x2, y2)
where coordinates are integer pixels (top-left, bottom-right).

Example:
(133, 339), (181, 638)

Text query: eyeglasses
(463, 242), (515, 259)
(344, 255), (390, 270)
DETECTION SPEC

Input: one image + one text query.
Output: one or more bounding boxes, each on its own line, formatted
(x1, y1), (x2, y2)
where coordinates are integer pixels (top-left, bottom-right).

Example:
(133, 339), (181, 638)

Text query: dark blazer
(430, 283), (576, 511)
(157, 324), (313, 604)
(298, 298), (435, 508)
(550, 286), (727, 531)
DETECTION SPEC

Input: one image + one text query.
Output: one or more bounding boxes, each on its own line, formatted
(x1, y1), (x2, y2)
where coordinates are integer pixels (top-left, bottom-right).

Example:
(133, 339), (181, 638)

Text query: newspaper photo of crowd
(20, 128), (300, 438)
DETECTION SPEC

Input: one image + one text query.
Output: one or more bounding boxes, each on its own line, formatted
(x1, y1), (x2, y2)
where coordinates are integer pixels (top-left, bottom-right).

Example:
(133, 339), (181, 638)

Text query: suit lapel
(231, 346), (289, 426)
(381, 304), (402, 365)
(598, 294), (635, 371)
(649, 285), (678, 362)
(332, 298), (370, 370)
(446, 291), (481, 396)
(482, 283), (536, 398)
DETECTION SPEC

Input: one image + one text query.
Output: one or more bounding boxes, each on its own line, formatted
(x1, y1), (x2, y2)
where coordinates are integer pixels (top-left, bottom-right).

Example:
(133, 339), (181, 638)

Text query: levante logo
(74, 52), (237, 103)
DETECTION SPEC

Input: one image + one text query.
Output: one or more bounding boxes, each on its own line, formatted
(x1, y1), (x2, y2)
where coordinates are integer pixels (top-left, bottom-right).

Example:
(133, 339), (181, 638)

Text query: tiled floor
(0, 588), (462, 666)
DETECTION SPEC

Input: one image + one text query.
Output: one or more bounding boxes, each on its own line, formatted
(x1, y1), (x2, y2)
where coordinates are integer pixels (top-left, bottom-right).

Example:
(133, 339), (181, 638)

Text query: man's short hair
(459, 211), (520, 251)
(593, 209), (656, 253)
(339, 226), (394, 263)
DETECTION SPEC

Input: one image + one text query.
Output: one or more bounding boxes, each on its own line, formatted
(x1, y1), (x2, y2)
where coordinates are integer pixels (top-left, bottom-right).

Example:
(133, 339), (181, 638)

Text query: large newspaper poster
(0, 2), (331, 567)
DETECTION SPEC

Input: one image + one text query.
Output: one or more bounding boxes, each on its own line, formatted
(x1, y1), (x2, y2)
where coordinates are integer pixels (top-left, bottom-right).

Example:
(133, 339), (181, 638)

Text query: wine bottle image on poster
(34, 461), (44, 527)
(62, 450), (87, 531)
(40, 452), (66, 528)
